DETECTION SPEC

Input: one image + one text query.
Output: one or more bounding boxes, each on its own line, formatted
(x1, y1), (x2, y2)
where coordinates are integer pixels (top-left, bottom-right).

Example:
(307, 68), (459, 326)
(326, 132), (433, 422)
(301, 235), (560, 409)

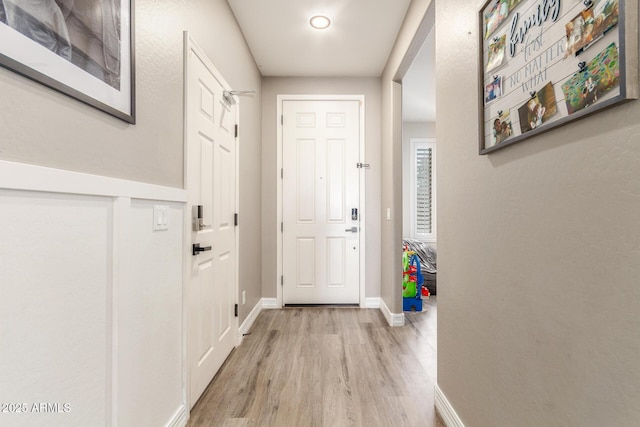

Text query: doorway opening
(401, 24), (437, 300)
(397, 0), (437, 394)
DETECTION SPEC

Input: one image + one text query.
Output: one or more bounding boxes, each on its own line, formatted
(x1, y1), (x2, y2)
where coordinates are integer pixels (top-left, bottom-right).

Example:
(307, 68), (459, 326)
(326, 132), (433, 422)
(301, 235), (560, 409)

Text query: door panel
(326, 237), (345, 287)
(297, 139), (316, 222)
(327, 139), (345, 223)
(186, 44), (237, 408)
(283, 100), (360, 304)
(296, 238), (316, 288)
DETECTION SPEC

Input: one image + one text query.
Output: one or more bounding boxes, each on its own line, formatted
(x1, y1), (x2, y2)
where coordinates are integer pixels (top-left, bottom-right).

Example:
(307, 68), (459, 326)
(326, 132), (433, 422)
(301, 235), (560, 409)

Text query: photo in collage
(484, 0), (523, 40)
(486, 35), (506, 73)
(485, 76), (503, 104)
(561, 42), (620, 114)
(565, 0), (619, 57)
(484, 0), (509, 39)
(517, 82), (557, 134)
(491, 110), (513, 147)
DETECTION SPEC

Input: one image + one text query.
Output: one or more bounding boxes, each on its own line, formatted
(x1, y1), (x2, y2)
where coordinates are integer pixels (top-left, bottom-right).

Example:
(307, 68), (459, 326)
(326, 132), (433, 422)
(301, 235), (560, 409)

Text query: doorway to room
(401, 22), (437, 302)
(398, 1), (438, 392)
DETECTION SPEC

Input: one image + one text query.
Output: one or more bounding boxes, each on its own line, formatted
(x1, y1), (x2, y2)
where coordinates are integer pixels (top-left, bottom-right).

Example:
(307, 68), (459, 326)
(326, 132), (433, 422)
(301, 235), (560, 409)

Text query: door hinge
(281, 168), (283, 179)
(281, 115), (283, 125)
(234, 124), (238, 138)
(281, 275), (283, 286)
(281, 222), (283, 233)
(234, 213), (238, 226)
(356, 162), (370, 169)
(234, 304), (238, 317)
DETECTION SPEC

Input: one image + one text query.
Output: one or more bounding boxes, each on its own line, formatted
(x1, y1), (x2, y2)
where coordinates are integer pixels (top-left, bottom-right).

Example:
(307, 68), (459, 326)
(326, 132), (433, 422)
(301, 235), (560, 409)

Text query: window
(410, 138), (436, 242)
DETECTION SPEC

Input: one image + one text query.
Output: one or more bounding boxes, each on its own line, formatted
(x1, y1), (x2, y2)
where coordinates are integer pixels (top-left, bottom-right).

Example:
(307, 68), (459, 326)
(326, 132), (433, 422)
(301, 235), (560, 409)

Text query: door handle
(192, 243), (212, 256)
(345, 227), (358, 233)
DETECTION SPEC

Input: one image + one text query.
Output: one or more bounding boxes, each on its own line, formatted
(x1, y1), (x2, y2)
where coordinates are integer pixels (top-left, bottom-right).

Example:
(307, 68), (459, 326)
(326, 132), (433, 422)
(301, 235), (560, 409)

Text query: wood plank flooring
(188, 298), (443, 427)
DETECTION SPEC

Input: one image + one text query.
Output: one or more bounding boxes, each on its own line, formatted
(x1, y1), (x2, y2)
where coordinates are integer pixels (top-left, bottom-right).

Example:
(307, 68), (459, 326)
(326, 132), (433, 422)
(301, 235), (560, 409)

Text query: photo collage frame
(478, 0), (637, 154)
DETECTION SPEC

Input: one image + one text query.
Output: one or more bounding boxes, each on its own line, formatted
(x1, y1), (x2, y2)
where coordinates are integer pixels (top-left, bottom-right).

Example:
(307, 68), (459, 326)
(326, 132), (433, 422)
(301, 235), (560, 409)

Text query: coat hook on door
(223, 90), (256, 105)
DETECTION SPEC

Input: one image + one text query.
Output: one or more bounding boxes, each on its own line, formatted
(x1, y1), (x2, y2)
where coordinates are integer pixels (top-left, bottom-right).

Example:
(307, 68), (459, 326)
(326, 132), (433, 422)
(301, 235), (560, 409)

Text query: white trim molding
(262, 298), (279, 309)
(238, 299), (264, 344)
(380, 297), (405, 327)
(365, 297), (381, 309)
(0, 160), (186, 202)
(167, 404), (188, 427)
(435, 384), (466, 427)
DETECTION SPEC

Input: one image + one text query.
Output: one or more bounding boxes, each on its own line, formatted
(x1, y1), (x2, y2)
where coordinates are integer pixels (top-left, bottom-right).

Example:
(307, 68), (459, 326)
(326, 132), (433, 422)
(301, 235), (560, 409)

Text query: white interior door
(282, 100), (361, 304)
(185, 38), (237, 408)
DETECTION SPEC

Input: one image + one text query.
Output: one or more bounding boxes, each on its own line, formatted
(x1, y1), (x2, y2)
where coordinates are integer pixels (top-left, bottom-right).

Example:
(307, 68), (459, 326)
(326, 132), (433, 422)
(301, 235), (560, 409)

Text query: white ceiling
(226, 0), (412, 77)
(402, 29), (436, 123)
(226, 0), (434, 122)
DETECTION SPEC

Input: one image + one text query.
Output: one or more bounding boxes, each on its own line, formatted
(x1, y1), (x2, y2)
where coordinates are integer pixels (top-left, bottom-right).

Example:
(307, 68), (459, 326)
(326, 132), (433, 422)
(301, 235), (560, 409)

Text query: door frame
(276, 94), (366, 307)
(182, 32), (240, 410)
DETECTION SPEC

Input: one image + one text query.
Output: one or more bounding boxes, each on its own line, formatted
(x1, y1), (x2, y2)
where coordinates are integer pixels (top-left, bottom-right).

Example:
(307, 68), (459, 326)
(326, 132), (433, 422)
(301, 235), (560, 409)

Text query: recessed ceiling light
(310, 15), (331, 30)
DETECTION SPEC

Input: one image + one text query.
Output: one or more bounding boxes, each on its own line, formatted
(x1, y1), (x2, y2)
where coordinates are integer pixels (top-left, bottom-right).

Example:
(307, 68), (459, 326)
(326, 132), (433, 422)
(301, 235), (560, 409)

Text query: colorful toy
(402, 247), (417, 298)
(402, 245), (429, 311)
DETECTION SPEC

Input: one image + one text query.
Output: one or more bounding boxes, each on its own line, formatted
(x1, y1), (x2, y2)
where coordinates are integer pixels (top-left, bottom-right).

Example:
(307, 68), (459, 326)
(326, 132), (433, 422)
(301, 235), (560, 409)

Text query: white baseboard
(262, 298), (279, 309)
(365, 297), (381, 308)
(238, 299), (263, 344)
(380, 298), (405, 327)
(435, 384), (465, 427)
(166, 404), (188, 427)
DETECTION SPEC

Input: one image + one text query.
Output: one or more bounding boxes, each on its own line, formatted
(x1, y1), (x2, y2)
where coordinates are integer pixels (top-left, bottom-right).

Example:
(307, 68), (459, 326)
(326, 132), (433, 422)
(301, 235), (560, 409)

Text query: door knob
(192, 243), (212, 256)
(345, 226), (358, 233)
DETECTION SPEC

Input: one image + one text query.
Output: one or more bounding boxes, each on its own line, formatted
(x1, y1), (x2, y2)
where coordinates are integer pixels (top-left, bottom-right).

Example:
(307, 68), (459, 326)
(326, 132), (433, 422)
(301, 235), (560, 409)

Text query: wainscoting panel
(0, 161), (187, 427)
(0, 190), (113, 427)
(115, 199), (185, 427)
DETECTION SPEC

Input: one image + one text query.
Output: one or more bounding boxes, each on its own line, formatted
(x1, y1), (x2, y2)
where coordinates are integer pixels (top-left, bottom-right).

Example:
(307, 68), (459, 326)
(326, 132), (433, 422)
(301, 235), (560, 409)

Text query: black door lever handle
(192, 243), (212, 256)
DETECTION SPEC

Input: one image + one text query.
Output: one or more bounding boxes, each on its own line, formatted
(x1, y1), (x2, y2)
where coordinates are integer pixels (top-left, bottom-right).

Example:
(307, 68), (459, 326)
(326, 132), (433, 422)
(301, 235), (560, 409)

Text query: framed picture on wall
(0, 0), (135, 123)
(478, 0), (638, 154)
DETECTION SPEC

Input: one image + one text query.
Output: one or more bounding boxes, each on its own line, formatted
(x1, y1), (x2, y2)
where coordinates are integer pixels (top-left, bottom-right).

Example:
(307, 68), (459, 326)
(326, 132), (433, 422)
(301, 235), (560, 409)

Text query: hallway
(189, 299), (442, 426)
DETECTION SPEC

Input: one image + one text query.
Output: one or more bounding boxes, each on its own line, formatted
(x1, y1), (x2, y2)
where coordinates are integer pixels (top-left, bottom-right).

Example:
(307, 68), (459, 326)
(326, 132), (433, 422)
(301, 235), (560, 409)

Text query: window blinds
(415, 146), (433, 235)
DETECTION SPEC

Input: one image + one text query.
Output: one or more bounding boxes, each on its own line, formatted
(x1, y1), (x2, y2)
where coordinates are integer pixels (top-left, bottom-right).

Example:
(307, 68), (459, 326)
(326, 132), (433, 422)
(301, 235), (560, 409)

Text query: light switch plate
(153, 205), (169, 231)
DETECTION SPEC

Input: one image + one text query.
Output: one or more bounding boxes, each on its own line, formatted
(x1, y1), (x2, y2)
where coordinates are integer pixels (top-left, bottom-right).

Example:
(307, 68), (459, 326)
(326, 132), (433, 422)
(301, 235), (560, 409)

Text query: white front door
(185, 37), (237, 408)
(282, 99), (361, 304)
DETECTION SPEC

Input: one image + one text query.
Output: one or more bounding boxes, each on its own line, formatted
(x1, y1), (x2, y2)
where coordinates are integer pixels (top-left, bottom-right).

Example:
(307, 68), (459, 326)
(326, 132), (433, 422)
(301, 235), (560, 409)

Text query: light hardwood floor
(188, 298), (443, 427)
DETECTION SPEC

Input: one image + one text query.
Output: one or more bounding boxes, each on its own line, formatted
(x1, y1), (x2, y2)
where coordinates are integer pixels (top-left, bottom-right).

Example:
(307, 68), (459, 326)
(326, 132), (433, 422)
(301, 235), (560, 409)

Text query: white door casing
(184, 34), (238, 409)
(280, 98), (365, 305)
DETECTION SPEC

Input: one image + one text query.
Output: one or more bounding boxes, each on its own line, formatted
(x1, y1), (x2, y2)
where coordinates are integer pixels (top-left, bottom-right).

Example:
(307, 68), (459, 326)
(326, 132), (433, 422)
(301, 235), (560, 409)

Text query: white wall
(436, 0), (640, 425)
(261, 77), (382, 300)
(402, 121), (436, 241)
(0, 161), (187, 427)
